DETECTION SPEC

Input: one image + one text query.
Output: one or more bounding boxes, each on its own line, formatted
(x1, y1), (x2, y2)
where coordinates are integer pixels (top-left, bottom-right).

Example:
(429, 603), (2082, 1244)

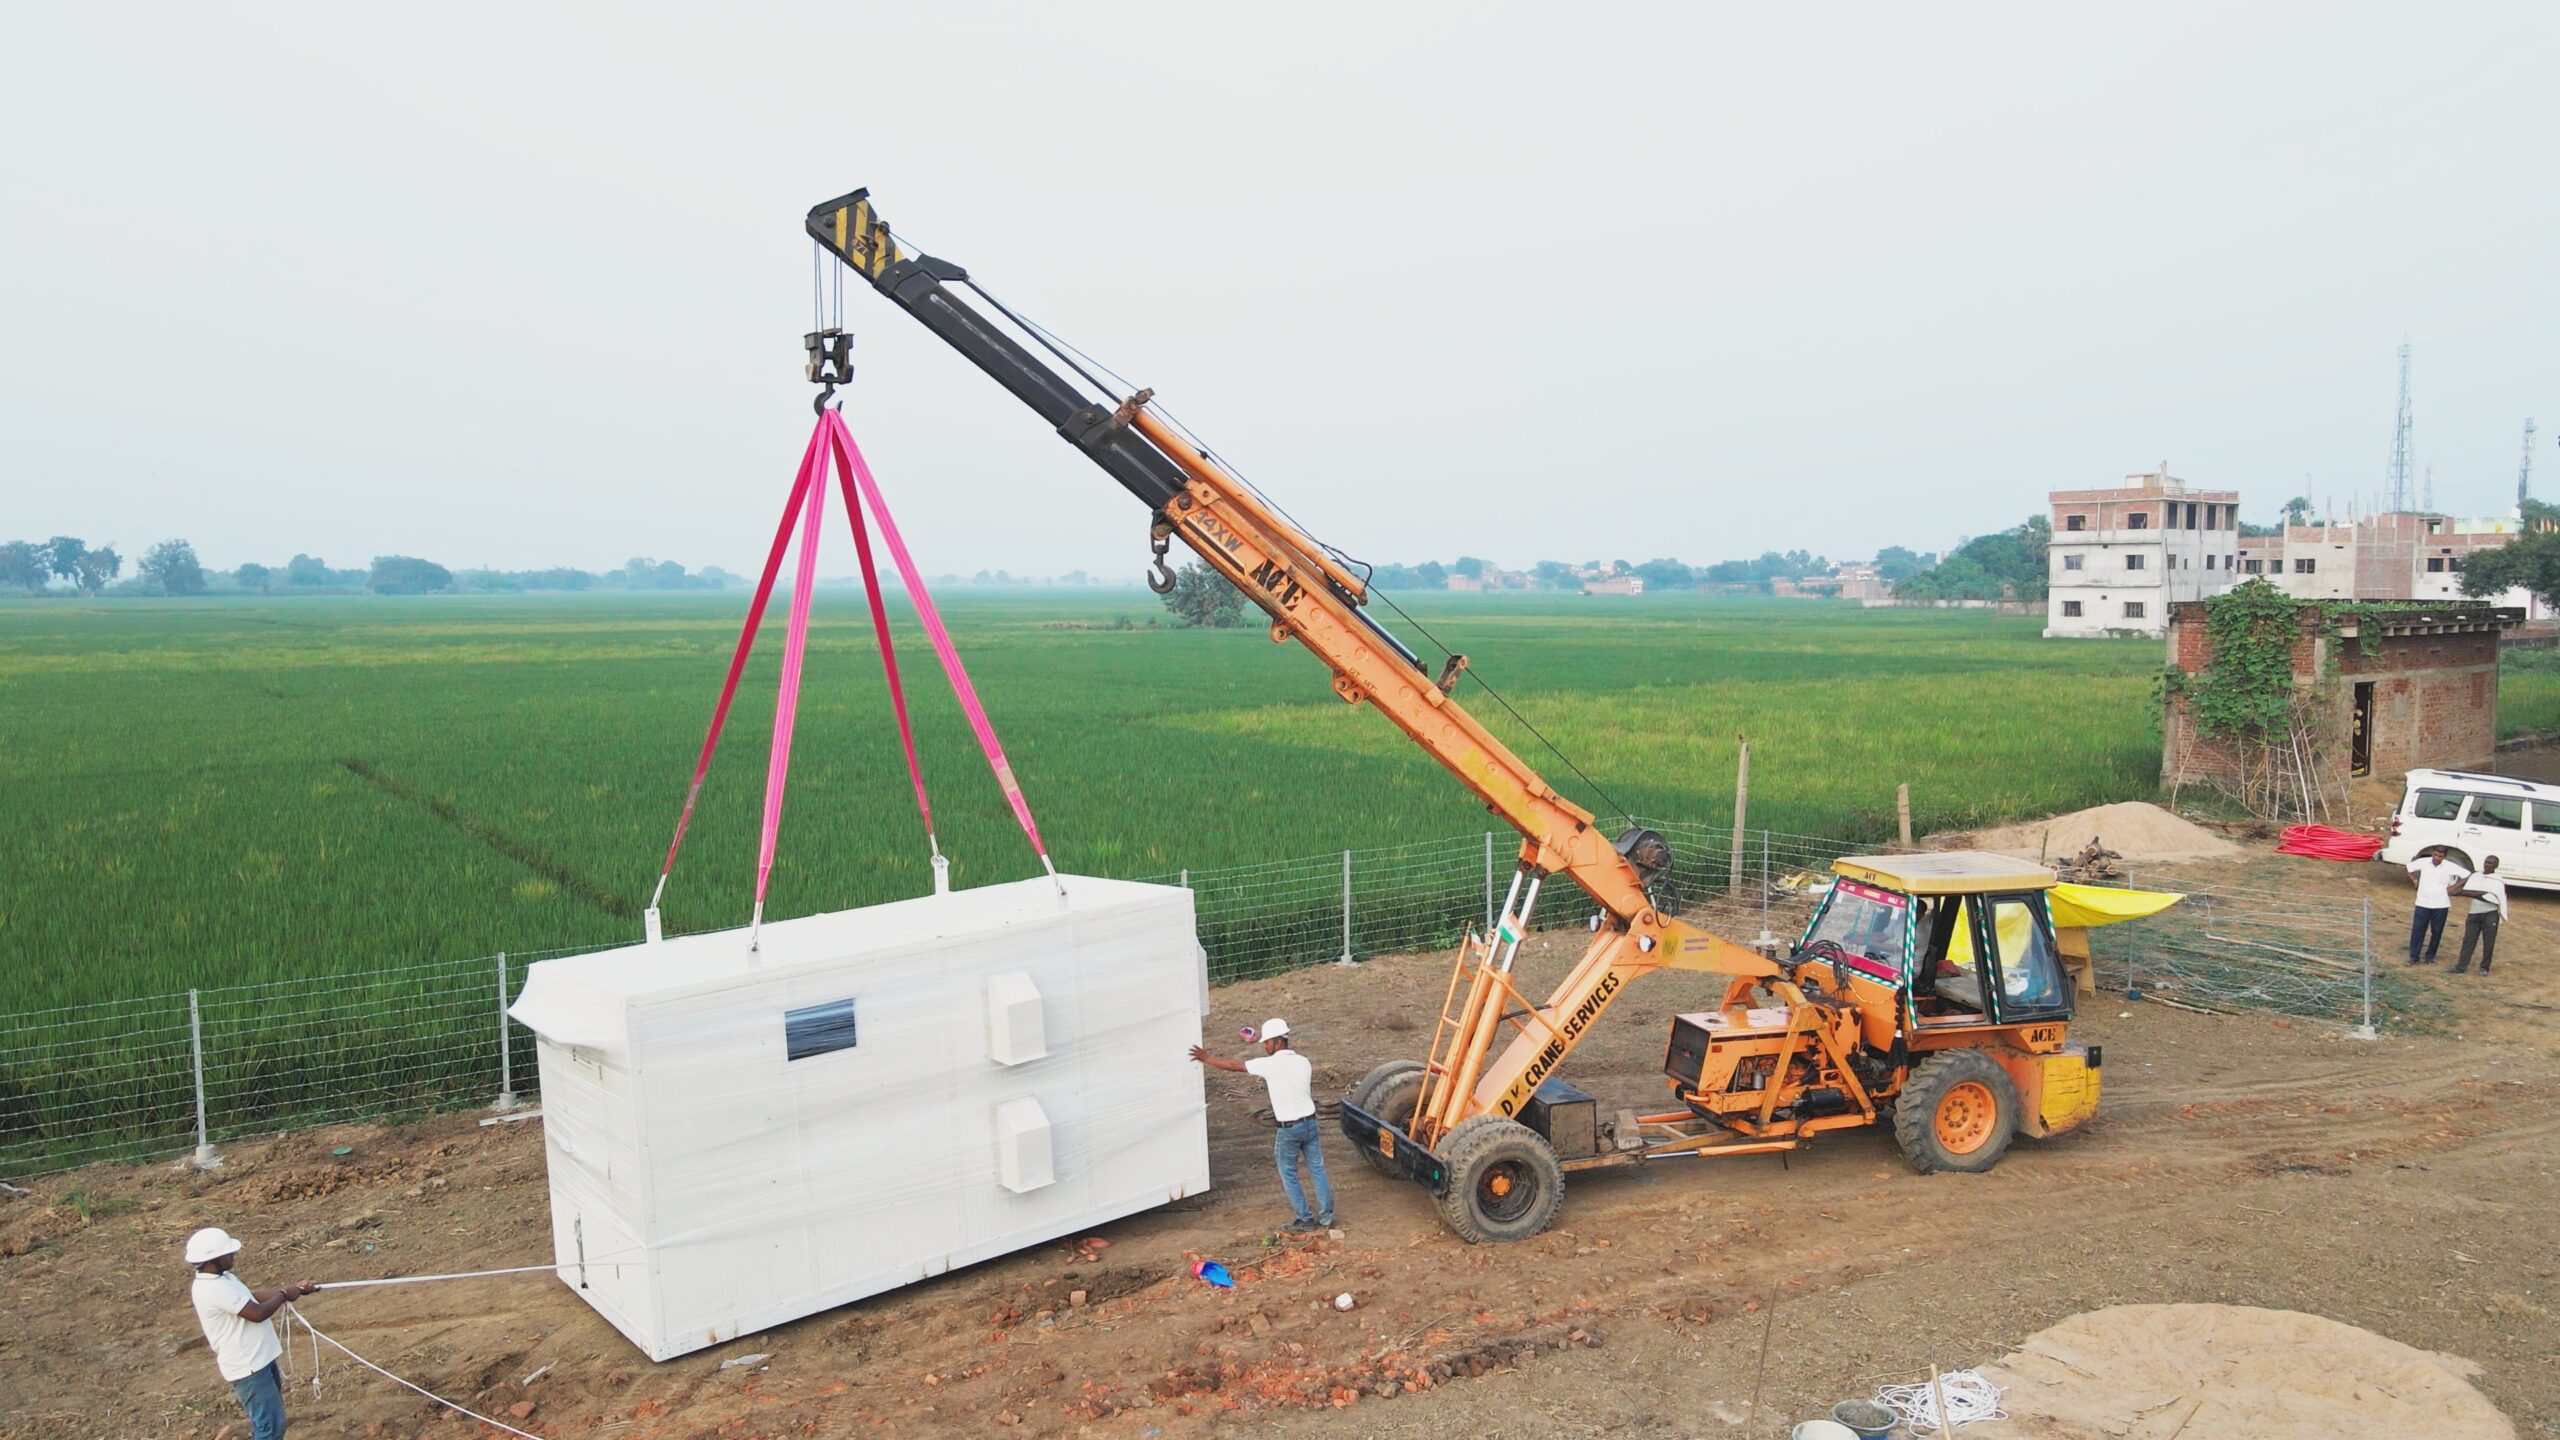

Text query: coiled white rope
(1876, 1370), (2006, 1432)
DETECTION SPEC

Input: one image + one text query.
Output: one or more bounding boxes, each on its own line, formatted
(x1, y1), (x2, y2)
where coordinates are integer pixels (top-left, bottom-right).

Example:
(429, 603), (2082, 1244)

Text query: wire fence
(0, 824), (2407, 1178)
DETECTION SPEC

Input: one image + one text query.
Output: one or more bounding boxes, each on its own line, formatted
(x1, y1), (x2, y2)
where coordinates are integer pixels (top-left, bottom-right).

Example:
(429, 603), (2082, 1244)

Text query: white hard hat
(185, 1227), (242, 1265)
(1259, 1017), (1290, 1041)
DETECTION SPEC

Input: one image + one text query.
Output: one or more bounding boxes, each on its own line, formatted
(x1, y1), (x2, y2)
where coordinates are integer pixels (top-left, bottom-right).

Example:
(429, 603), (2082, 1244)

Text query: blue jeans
(2409, 905), (2449, 964)
(231, 1359), (287, 1440)
(1273, 1116), (1333, 1225)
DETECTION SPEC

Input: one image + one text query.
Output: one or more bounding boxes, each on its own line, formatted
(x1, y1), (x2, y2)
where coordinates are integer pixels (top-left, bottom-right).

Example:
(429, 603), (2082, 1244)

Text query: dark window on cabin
(785, 998), (859, 1060)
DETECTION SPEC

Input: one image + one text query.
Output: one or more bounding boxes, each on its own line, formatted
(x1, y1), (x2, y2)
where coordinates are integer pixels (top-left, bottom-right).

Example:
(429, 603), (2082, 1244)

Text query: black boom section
(807, 190), (1190, 512)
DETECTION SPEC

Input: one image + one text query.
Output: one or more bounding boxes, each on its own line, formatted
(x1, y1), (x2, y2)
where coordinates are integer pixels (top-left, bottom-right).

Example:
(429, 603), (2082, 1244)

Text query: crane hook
(1144, 520), (1177, 594)
(805, 327), (853, 414)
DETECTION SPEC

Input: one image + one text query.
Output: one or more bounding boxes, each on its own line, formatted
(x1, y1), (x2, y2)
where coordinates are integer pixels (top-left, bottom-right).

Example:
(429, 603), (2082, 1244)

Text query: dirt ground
(5, 849), (2556, 1440)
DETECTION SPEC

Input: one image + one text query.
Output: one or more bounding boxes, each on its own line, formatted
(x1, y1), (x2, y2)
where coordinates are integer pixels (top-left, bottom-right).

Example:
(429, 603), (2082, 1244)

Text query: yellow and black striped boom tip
(806, 188), (904, 282)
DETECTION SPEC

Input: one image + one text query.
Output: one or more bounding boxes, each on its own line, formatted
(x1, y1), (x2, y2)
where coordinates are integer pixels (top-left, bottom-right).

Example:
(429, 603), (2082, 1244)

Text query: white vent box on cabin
(507, 874), (1210, 1362)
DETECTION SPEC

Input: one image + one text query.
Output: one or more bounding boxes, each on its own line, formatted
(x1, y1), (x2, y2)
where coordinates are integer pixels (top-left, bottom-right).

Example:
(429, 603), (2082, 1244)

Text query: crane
(809, 189), (2117, 1241)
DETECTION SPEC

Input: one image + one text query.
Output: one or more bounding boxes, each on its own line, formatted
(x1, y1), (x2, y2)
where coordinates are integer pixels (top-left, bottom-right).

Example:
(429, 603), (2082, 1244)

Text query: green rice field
(12, 589), (2536, 1170)
(3, 590), (2192, 1011)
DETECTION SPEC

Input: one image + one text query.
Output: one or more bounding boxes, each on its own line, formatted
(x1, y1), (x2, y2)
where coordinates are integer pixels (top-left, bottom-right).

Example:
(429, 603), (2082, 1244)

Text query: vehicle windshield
(1800, 880), (1910, 980)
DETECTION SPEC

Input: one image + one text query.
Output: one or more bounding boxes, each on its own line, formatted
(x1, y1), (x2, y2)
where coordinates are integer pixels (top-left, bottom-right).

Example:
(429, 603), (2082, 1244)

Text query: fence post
(188, 989), (221, 1170)
(1896, 783), (1913, 849)
(1756, 829), (1775, 949)
(1728, 739), (1750, 895)
(1336, 849), (1355, 965)
(1179, 868), (1189, 889)
(1484, 832), (1496, 934)
(495, 953), (521, 1111)
(2352, 899), (2378, 1040)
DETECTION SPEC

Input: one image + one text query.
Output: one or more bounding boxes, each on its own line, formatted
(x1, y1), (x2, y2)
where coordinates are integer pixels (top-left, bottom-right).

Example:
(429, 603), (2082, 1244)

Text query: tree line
(0, 537), (738, 597)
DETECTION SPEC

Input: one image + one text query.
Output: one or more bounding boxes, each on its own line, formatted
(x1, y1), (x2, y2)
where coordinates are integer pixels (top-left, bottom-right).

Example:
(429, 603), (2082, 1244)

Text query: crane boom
(809, 188), (1774, 1133)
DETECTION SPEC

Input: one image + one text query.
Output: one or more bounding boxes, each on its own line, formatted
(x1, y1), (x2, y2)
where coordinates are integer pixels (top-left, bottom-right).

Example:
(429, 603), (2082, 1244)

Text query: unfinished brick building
(2160, 600), (2521, 796)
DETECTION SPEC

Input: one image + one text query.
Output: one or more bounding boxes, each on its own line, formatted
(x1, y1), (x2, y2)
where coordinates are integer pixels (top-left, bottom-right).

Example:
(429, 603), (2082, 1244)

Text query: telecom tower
(2523, 418), (2539, 510)
(2385, 341), (2414, 512)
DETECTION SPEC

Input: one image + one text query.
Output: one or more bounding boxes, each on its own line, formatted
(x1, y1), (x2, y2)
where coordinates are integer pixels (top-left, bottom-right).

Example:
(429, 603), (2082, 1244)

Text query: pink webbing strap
(824, 412), (1052, 865)
(653, 420), (827, 906)
(831, 442), (935, 845)
(753, 435), (830, 932)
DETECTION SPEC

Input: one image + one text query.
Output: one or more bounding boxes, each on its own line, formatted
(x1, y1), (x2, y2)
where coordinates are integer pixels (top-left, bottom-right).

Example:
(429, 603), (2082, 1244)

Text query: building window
(2125, 553), (2146, 571)
(2123, 601), (2147, 619)
(2205, 554), (2216, 570)
(2061, 600), (2083, 617)
(2427, 557), (2445, 572)
(2293, 558), (2316, 574)
(2065, 515), (2086, 532)
(2063, 554), (2084, 571)
(2128, 513), (2151, 530)
(785, 998), (859, 1061)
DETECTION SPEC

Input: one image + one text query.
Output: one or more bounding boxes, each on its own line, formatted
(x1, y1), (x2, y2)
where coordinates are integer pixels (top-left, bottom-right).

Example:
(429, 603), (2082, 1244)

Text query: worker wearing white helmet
(1190, 1017), (1335, 1231)
(186, 1227), (317, 1440)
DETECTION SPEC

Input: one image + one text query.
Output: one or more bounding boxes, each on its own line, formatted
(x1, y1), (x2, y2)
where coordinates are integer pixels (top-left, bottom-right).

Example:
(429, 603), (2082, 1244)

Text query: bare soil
(5, 850), (2556, 1440)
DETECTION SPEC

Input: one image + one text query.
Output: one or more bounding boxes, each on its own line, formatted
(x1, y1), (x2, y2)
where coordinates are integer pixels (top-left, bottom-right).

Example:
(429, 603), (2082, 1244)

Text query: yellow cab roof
(1832, 851), (2055, 894)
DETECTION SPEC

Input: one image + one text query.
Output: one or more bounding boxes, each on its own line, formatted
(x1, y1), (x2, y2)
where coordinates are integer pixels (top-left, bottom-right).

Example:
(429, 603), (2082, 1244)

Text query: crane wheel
(1347, 1061), (1428, 1176)
(1434, 1115), (1565, 1244)
(1893, 1049), (2020, 1175)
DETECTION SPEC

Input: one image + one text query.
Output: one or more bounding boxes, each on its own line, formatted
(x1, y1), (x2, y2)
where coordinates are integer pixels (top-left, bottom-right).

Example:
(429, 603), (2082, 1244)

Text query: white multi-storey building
(2043, 466), (2243, 638)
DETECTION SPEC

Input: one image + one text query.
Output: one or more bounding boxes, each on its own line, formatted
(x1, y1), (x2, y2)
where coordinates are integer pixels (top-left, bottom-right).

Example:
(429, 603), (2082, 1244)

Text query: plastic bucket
(1830, 1399), (1896, 1439)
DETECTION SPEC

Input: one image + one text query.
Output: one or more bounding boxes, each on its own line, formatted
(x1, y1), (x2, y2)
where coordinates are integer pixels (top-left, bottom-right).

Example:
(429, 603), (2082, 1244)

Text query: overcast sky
(5, 4), (2555, 578)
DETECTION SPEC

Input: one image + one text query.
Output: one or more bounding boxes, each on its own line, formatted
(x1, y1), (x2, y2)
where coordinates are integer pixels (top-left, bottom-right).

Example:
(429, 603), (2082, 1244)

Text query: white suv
(2377, 768), (2560, 887)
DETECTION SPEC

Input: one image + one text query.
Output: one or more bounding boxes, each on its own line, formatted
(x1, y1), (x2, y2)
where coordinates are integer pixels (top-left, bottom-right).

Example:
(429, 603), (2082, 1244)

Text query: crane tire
(1894, 1049), (2020, 1175)
(1434, 1115), (1566, 1244)
(1347, 1060), (1428, 1176)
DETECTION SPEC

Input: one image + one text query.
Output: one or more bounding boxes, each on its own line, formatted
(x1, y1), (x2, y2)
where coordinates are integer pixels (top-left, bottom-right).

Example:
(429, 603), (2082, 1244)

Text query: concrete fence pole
(1179, 868), (1188, 888)
(2353, 899), (2378, 1040)
(495, 953), (521, 1111)
(1337, 849), (1355, 965)
(1897, 783), (1913, 849)
(1484, 832), (1496, 934)
(188, 989), (220, 1170)
(1756, 829), (1775, 948)
(1728, 739), (1750, 895)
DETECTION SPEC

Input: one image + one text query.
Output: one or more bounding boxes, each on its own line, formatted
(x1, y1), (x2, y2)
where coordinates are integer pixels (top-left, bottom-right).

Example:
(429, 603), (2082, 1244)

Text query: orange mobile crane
(811, 189), (2105, 1242)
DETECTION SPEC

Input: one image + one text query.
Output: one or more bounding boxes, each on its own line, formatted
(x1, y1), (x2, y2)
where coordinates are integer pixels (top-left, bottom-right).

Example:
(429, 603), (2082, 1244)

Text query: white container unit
(508, 874), (1211, 1361)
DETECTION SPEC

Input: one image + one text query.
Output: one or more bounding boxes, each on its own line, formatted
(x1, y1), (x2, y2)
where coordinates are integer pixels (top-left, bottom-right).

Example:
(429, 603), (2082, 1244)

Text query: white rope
(1876, 1371), (2006, 1432)
(285, 1305), (548, 1440)
(312, 1263), (561, 1291)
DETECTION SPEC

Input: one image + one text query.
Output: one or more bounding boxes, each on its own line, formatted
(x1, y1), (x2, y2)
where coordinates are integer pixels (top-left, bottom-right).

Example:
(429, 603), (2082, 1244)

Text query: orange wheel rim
(1934, 1080), (1997, 1153)
(1488, 1173), (1514, 1199)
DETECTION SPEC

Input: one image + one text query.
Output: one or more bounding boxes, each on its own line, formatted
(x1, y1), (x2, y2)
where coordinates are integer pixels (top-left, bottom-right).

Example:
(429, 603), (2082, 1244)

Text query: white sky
(4, 3), (2555, 577)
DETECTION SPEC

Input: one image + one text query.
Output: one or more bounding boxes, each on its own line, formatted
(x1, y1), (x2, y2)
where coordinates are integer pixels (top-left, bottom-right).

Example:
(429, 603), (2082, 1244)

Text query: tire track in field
(334, 757), (636, 918)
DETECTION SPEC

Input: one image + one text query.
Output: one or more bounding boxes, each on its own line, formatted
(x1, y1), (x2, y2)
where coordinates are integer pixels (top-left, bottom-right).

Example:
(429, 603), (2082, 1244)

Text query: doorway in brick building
(2352, 681), (2375, 777)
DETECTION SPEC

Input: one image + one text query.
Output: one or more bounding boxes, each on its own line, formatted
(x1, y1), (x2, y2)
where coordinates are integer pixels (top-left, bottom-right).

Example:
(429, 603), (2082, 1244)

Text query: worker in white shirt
(2453, 854), (2508, 975)
(1190, 1017), (1335, 1231)
(186, 1227), (317, 1440)
(2405, 846), (2470, 965)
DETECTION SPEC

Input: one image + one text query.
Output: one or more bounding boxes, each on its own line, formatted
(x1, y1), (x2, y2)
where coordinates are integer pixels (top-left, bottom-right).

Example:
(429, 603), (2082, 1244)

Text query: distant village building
(1581, 575), (1644, 596)
(2234, 513), (2548, 617)
(1830, 563), (1890, 601)
(2044, 465), (2243, 639)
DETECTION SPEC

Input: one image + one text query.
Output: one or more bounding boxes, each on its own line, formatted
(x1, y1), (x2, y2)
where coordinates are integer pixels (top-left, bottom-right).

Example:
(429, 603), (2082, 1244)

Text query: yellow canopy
(2048, 883), (2184, 929)
(1948, 885), (2184, 975)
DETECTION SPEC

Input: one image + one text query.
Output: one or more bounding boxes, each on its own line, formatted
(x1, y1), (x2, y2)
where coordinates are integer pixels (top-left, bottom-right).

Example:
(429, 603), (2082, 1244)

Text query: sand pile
(1938, 801), (2241, 866)
(1963, 1303), (2512, 1439)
